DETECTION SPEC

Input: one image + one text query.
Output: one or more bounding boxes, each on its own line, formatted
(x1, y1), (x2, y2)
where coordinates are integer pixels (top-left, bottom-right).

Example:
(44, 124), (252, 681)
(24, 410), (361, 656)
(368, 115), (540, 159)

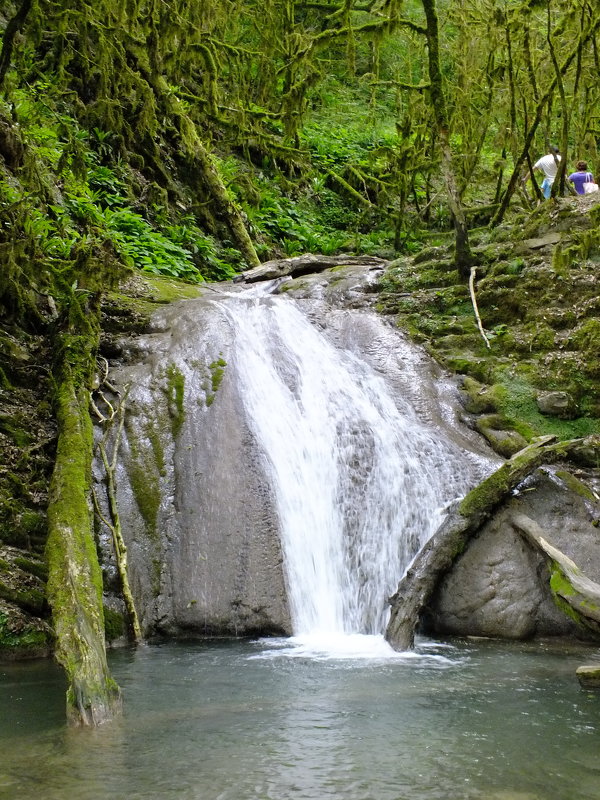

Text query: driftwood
(92, 391), (142, 644)
(510, 512), (600, 637)
(385, 434), (600, 651)
(469, 266), (491, 349)
(233, 253), (387, 283)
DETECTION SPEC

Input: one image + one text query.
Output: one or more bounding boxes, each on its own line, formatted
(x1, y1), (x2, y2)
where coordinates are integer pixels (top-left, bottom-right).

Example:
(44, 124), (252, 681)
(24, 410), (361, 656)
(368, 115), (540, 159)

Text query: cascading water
(214, 286), (491, 650)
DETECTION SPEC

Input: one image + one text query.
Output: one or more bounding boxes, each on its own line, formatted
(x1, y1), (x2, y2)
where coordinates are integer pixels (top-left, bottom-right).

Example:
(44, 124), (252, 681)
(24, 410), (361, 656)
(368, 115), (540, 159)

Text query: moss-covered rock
(379, 196), (600, 445)
(459, 377), (505, 414)
(576, 664), (600, 688)
(0, 602), (52, 660)
(475, 414), (529, 457)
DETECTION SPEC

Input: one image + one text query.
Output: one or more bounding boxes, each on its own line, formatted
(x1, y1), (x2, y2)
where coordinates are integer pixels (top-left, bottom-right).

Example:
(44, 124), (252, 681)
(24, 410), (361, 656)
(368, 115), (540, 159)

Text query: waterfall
(214, 289), (488, 644)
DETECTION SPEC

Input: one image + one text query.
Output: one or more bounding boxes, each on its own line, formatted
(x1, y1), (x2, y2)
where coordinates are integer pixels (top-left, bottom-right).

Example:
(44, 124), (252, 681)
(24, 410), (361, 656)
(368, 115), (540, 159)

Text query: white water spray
(218, 290), (487, 649)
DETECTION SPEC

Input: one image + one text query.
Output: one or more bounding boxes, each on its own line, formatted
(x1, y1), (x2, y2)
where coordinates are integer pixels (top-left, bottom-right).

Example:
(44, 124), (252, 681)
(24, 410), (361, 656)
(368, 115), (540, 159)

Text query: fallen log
(233, 253), (387, 283)
(510, 512), (600, 637)
(385, 434), (600, 651)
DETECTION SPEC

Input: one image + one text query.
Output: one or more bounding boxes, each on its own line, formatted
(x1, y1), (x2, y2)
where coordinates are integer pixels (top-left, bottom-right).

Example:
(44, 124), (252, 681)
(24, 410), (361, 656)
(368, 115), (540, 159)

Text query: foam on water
(249, 633), (461, 665)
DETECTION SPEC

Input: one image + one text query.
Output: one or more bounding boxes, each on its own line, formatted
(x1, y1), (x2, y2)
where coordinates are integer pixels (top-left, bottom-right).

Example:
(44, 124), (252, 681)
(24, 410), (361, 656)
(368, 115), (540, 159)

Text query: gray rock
(100, 296), (292, 638)
(427, 468), (600, 640)
(235, 253), (386, 283)
(537, 390), (579, 419)
(515, 232), (561, 252)
(576, 664), (600, 688)
(101, 265), (497, 641)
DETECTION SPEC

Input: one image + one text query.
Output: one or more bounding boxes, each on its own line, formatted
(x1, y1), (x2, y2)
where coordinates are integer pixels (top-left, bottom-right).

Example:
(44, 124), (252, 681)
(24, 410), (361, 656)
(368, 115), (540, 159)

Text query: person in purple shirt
(568, 161), (596, 195)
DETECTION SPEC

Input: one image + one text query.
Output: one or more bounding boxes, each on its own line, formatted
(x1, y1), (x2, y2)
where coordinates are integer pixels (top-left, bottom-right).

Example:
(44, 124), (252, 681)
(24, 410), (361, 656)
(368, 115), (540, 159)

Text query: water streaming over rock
(214, 287), (492, 639)
(104, 273), (496, 644)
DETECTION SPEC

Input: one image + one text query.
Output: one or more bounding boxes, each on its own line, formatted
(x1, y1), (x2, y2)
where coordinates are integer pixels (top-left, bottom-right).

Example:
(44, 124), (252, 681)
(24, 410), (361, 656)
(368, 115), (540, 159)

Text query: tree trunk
(0, 0), (33, 91)
(421, 0), (473, 279)
(194, 137), (261, 269)
(46, 315), (122, 726)
(385, 436), (599, 651)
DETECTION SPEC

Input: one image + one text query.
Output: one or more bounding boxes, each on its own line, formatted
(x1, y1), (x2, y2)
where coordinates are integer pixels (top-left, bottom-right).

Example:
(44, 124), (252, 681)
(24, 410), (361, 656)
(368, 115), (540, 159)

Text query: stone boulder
(425, 468), (600, 640)
(536, 390), (579, 419)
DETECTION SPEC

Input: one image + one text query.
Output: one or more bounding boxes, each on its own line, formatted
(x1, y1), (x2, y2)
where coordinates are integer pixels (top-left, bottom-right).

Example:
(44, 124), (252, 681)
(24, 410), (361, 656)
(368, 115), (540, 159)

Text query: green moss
(103, 606), (125, 642)
(457, 438), (565, 518)
(475, 414), (529, 457)
(459, 464), (514, 518)
(460, 377), (505, 414)
(0, 613), (51, 651)
(13, 557), (48, 581)
(126, 419), (165, 541)
(128, 455), (161, 541)
(547, 563), (600, 640)
(209, 357), (227, 393)
(142, 275), (205, 303)
(0, 415), (32, 447)
(0, 580), (45, 612)
(554, 470), (598, 502)
(198, 355), (227, 407)
(19, 510), (47, 537)
(569, 319), (600, 353)
(146, 423), (166, 477)
(491, 368), (600, 441)
(164, 364), (185, 437)
(0, 367), (12, 390)
(440, 355), (494, 383)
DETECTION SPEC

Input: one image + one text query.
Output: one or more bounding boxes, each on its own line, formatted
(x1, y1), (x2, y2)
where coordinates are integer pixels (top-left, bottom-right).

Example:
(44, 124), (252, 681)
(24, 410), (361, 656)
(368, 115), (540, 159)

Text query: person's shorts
(541, 177), (553, 199)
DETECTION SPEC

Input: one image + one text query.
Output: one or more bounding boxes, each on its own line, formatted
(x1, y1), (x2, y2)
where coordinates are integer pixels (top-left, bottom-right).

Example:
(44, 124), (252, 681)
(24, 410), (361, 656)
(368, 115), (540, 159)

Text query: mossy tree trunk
(193, 137), (260, 269)
(421, 0), (473, 280)
(46, 306), (122, 726)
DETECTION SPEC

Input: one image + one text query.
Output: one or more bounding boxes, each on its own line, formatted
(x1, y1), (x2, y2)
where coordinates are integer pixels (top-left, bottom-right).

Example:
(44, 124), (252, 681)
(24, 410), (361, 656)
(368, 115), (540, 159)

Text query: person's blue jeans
(541, 178), (553, 199)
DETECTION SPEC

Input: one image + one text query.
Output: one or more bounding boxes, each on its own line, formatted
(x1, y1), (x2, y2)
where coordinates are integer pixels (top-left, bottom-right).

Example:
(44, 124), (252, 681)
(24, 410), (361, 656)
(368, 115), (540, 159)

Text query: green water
(1, 637), (599, 800)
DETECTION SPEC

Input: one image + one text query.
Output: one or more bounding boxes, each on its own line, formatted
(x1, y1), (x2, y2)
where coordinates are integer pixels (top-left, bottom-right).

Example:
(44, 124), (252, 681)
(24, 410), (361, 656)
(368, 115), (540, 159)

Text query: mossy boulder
(475, 414), (529, 457)
(576, 665), (600, 688)
(459, 377), (504, 414)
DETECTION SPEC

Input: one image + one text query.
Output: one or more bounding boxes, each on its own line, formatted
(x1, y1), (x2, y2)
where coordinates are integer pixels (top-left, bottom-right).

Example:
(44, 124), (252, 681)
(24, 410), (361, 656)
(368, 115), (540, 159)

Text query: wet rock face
(101, 264), (496, 641)
(427, 469), (600, 640)
(99, 294), (292, 639)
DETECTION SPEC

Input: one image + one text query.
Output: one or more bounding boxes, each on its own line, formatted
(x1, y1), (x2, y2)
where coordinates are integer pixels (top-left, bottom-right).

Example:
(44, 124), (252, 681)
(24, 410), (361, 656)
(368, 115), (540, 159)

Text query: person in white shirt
(533, 146), (561, 199)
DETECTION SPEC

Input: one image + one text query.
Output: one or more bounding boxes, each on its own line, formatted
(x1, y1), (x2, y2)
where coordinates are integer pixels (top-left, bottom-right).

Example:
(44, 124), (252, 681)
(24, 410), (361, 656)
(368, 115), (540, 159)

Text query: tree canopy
(1, 0), (599, 309)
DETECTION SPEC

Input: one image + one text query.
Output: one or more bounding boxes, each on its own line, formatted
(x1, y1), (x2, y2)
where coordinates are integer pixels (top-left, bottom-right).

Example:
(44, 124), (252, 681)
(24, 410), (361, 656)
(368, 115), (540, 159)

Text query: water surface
(2, 637), (600, 800)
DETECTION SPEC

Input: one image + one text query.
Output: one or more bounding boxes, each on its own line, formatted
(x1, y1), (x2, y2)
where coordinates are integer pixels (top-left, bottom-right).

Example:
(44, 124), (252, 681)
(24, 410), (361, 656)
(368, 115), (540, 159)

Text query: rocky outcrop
(426, 468), (600, 640)
(97, 294), (291, 639)
(99, 264), (497, 641)
(536, 390), (579, 419)
(386, 439), (600, 649)
(234, 253), (386, 283)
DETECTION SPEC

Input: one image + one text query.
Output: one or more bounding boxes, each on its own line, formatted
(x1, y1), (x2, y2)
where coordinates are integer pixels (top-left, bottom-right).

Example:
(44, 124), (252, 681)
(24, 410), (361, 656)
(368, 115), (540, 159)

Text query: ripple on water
(1, 638), (599, 800)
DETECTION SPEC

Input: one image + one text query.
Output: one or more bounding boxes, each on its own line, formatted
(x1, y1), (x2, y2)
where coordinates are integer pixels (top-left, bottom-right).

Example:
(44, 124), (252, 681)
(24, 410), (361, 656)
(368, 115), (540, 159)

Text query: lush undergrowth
(0, 73), (406, 314)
